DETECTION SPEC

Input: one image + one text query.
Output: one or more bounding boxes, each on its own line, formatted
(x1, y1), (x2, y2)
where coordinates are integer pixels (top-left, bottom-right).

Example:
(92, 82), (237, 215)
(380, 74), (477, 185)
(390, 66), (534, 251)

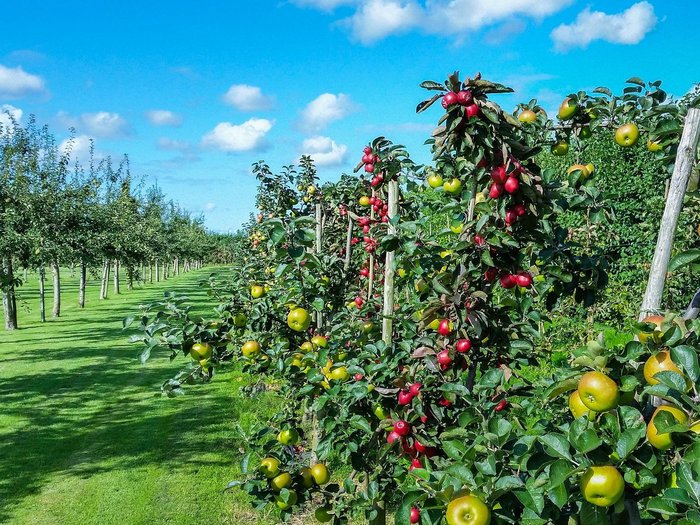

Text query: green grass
(0, 267), (281, 525)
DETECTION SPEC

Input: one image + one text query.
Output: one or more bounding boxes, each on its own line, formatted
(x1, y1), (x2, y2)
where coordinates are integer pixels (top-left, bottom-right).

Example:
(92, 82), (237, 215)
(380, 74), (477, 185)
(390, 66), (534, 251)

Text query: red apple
(355, 296), (364, 307)
(387, 431), (402, 444)
(363, 146), (372, 155)
(365, 163), (375, 173)
(456, 339), (472, 353)
(437, 319), (452, 336)
(489, 182), (504, 198)
(456, 90), (473, 106)
(394, 420), (410, 437)
(437, 350), (453, 367)
(465, 104), (480, 119)
(495, 399), (508, 412)
(504, 176), (520, 194)
(490, 166), (507, 184)
(500, 274), (517, 289)
(505, 209), (518, 225)
(484, 267), (498, 282)
(438, 397), (452, 407)
(398, 390), (414, 406)
(409, 458), (422, 471)
(474, 234), (486, 246)
(516, 272), (532, 287)
(514, 203), (526, 216)
(410, 507), (420, 524)
(442, 92), (458, 107)
(409, 383), (422, 396)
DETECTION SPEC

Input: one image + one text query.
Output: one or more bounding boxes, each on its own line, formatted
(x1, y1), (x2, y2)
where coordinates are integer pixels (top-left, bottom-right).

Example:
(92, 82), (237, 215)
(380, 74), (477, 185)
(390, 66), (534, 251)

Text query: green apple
(442, 178), (463, 194)
(232, 312), (247, 327)
(445, 494), (491, 525)
(557, 97), (577, 120)
(277, 428), (300, 445)
(551, 141), (569, 156)
(518, 109), (537, 123)
(615, 123), (639, 147)
(189, 342), (212, 361)
(580, 466), (625, 507)
(427, 173), (444, 188)
(275, 489), (297, 510)
(287, 307), (311, 332)
(271, 472), (292, 492)
(259, 457), (280, 478)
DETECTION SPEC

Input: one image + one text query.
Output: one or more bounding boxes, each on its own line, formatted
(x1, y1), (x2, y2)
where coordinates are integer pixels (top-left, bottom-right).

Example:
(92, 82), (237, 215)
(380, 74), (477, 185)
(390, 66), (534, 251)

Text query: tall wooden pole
(381, 179), (399, 345)
(344, 216), (353, 272)
(639, 108), (700, 319)
(315, 203), (323, 329)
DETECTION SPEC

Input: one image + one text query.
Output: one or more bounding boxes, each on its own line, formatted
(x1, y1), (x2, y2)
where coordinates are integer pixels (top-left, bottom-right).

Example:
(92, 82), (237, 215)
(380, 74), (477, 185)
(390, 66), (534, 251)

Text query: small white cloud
(301, 135), (348, 167)
(203, 202), (217, 212)
(551, 2), (657, 51)
(344, 0), (421, 44)
(0, 64), (46, 98)
(145, 109), (183, 127)
(300, 93), (355, 132)
(59, 111), (130, 138)
(202, 118), (274, 152)
(156, 137), (191, 151)
(0, 104), (23, 132)
(60, 135), (101, 165)
(222, 84), (274, 111)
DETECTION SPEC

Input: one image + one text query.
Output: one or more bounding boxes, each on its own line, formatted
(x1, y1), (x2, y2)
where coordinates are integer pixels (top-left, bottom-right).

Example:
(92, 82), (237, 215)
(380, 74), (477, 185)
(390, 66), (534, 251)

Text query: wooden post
(100, 259), (109, 300)
(39, 267), (46, 322)
(639, 108), (700, 320)
(51, 261), (61, 318)
(381, 179), (399, 345)
(78, 260), (86, 308)
(113, 260), (120, 294)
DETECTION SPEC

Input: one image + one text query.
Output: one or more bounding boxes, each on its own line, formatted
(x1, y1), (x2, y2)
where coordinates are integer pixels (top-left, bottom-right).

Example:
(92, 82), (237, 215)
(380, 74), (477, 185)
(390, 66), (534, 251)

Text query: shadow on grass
(0, 270), (274, 523)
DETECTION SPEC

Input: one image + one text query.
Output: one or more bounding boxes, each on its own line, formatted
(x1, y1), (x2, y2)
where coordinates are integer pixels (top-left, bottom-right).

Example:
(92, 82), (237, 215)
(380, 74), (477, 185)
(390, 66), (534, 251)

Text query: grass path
(0, 267), (279, 525)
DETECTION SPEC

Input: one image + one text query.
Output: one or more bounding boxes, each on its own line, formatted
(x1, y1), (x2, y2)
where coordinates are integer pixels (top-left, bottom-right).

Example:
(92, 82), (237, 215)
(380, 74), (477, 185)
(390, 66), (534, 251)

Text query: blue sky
(1, 1), (698, 232)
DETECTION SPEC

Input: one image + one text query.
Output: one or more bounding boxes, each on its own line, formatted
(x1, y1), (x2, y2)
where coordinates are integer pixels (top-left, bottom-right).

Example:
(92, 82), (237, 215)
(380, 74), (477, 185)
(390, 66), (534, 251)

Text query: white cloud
(222, 84), (274, 111)
(300, 93), (355, 132)
(60, 135), (101, 165)
(58, 111), (130, 138)
(344, 0), (421, 44)
(551, 2), (657, 51)
(0, 104), (23, 132)
(156, 137), (191, 151)
(294, 0), (573, 43)
(202, 118), (274, 152)
(301, 136), (348, 167)
(203, 202), (217, 212)
(145, 109), (183, 127)
(0, 64), (46, 98)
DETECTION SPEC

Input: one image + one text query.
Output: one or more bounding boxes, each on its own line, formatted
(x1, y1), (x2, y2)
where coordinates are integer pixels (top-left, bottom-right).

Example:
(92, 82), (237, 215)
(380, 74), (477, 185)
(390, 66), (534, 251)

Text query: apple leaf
(419, 80), (446, 91)
(671, 345), (700, 383)
(539, 433), (573, 461)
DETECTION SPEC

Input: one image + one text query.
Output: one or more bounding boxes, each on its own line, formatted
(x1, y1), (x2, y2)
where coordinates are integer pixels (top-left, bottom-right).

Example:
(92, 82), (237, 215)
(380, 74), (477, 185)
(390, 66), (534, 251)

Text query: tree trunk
(23, 267), (28, 283)
(79, 260), (86, 308)
(175, 257), (179, 276)
(113, 260), (120, 294)
(149, 262), (153, 283)
(100, 259), (109, 300)
(640, 108), (700, 319)
(39, 267), (46, 322)
(2, 256), (18, 330)
(164, 261), (168, 280)
(155, 259), (160, 282)
(51, 260), (61, 318)
(382, 179), (399, 344)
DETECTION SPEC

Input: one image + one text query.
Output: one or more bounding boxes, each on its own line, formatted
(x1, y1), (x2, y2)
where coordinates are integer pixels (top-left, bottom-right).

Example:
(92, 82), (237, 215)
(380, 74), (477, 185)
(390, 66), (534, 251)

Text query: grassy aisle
(0, 268), (279, 525)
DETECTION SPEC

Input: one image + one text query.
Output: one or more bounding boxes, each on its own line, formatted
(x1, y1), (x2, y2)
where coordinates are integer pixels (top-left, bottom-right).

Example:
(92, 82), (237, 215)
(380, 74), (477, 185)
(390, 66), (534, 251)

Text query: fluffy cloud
(202, 118), (274, 152)
(301, 136), (348, 167)
(60, 135), (101, 165)
(551, 2), (657, 51)
(223, 84), (274, 111)
(58, 111), (130, 138)
(203, 202), (217, 213)
(296, 0), (572, 44)
(300, 93), (355, 132)
(145, 109), (183, 127)
(0, 104), (23, 132)
(344, 0), (421, 44)
(0, 64), (46, 98)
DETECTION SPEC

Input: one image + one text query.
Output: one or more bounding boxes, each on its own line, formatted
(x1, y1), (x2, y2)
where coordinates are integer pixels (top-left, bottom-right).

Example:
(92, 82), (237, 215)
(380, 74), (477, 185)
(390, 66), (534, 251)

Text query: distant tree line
(0, 113), (237, 330)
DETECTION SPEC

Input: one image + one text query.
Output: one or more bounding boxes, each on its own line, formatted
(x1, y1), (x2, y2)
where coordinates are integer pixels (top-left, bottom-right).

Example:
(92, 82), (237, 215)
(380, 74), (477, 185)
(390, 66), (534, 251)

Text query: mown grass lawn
(0, 267), (282, 525)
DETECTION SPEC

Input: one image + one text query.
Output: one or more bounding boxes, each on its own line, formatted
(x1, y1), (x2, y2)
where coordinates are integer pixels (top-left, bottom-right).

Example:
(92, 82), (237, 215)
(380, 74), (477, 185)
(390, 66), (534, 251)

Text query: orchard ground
(0, 267), (286, 525)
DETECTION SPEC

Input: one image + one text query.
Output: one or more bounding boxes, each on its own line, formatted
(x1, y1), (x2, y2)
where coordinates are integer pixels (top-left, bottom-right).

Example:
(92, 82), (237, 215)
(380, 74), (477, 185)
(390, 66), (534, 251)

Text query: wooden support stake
(382, 179), (399, 345)
(639, 108), (700, 320)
